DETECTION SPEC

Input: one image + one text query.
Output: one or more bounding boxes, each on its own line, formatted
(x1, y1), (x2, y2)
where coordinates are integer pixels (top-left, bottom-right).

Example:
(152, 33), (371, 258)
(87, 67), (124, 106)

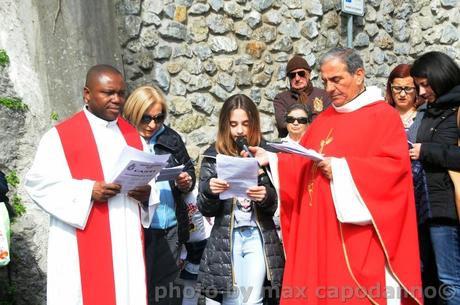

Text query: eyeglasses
(391, 86), (416, 94)
(140, 113), (165, 124)
(286, 116), (309, 124)
(288, 70), (308, 79)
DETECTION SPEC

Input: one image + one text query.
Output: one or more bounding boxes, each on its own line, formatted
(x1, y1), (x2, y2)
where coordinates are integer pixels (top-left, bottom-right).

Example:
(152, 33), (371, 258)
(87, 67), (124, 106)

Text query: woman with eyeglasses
(386, 64), (423, 133)
(123, 85), (196, 305)
(282, 103), (310, 143)
(409, 51), (460, 305)
(197, 94), (284, 305)
(386, 63), (438, 303)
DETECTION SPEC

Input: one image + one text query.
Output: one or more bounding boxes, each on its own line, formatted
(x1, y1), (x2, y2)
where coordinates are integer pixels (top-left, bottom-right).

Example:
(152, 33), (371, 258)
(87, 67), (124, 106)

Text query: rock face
(0, 34), (46, 305)
(1, 0), (460, 304)
(0, 0), (122, 304)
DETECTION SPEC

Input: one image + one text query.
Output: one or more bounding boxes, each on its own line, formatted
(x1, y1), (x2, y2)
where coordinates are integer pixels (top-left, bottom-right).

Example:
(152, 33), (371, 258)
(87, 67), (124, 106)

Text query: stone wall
(116, 0), (460, 161)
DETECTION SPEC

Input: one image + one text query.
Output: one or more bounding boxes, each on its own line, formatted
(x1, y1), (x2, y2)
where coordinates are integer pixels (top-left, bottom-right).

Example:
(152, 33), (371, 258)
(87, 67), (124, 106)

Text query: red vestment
(56, 111), (144, 305)
(278, 101), (423, 305)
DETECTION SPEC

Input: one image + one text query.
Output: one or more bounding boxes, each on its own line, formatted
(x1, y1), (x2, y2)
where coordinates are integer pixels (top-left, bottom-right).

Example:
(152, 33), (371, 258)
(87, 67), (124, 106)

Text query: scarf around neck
(291, 80), (314, 105)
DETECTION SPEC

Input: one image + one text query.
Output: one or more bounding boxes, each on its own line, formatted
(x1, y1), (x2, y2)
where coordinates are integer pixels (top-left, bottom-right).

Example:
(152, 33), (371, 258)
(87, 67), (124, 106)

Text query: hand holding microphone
(235, 136), (270, 177)
(235, 136), (254, 158)
(236, 136), (269, 167)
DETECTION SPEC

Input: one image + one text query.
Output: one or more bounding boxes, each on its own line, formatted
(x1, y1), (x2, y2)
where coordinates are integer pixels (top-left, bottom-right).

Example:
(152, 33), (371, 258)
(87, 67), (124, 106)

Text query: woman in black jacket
(410, 51), (460, 305)
(123, 85), (196, 305)
(386, 63), (438, 303)
(197, 94), (284, 305)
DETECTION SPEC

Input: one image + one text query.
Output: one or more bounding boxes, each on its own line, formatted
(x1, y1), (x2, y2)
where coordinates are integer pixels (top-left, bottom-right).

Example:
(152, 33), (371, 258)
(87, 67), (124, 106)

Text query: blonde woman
(124, 85), (196, 305)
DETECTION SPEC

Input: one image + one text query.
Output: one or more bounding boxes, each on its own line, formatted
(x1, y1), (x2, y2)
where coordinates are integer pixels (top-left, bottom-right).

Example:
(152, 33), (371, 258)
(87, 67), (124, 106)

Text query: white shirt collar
(282, 135), (301, 144)
(83, 106), (118, 127)
(333, 86), (384, 113)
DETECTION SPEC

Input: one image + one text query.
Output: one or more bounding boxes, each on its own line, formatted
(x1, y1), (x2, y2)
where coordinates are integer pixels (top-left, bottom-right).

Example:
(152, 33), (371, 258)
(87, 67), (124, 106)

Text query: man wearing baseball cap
(273, 55), (331, 138)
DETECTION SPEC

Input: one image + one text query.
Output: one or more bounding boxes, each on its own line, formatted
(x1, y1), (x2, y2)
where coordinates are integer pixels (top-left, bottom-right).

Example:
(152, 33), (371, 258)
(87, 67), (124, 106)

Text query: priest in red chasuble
(25, 65), (155, 305)
(254, 48), (423, 305)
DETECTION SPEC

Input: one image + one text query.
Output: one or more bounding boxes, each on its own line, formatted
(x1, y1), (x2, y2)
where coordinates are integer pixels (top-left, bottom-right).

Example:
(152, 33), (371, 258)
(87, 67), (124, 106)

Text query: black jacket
(273, 87), (331, 138)
(196, 142), (285, 295)
(417, 85), (460, 222)
(152, 125), (196, 243)
(0, 171), (13, 217)
(0, 171), (8, 204)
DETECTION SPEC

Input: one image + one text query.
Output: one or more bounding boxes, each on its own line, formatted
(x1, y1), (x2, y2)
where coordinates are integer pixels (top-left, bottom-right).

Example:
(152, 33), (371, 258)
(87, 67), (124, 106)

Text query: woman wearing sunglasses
(282, 103), (310, 144)
(123, 85), (196, 305)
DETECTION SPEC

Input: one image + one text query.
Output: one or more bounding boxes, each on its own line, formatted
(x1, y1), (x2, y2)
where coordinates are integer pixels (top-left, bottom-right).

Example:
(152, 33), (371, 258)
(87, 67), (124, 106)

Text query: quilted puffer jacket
(196, 142), (285, 296)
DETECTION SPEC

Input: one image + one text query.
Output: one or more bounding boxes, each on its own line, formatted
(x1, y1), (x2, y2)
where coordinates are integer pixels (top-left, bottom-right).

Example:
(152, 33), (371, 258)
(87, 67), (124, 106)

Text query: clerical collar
(83, 106), (118, 127)
(333, 86), (384, 113)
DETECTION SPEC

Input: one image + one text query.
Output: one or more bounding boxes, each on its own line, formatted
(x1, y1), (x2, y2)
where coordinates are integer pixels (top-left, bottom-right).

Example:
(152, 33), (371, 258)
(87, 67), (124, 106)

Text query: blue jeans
(222, 227), (266, 305)
(430, 225), (460, 305)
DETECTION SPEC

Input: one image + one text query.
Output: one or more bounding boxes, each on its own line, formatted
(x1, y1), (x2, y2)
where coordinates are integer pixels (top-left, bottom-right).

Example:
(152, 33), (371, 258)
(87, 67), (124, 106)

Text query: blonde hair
(216, 94), (261, 156)
(123, 85), (167, 129)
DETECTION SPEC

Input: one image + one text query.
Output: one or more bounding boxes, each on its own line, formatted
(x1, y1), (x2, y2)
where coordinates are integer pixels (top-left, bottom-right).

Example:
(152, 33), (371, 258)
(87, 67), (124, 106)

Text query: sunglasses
(286, 116), (309, 124)
(288, 70), (308, 79)
(140, 113), (165, 124)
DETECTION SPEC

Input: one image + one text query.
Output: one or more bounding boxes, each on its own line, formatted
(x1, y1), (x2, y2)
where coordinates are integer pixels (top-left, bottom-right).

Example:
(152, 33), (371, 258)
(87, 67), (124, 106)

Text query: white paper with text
(111, 146), (170, 193)
(216, 154), (258, 200)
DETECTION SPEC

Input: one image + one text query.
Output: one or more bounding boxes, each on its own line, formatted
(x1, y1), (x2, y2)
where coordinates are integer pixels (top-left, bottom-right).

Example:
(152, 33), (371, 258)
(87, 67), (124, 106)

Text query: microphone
(235, 136), (254, 157)
(235, 137), (270, 180)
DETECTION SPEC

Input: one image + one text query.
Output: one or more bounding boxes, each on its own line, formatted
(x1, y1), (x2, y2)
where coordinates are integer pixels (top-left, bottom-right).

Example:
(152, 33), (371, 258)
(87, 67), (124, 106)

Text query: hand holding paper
(216, 154), (258, 200)
(127, 184), (152, 203)
(317, 157), (333, 180)
(156, 165), (185, 182)
(111, 146), (170, 193)
(246, 185), (266, 202)
(209, 178), (230, 194)
(91, 181), (121, 202)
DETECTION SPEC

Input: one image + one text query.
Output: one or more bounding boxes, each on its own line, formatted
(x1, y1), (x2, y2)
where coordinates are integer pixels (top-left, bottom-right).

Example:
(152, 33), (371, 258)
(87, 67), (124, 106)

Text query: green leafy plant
(5, 170), (26, 219)
(11, 195), (25, 217)
(0, 49), (9, 67)
(5, 171), (19, 188)
(50, 111), (59, 121)
(0, 97), (28, 111)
